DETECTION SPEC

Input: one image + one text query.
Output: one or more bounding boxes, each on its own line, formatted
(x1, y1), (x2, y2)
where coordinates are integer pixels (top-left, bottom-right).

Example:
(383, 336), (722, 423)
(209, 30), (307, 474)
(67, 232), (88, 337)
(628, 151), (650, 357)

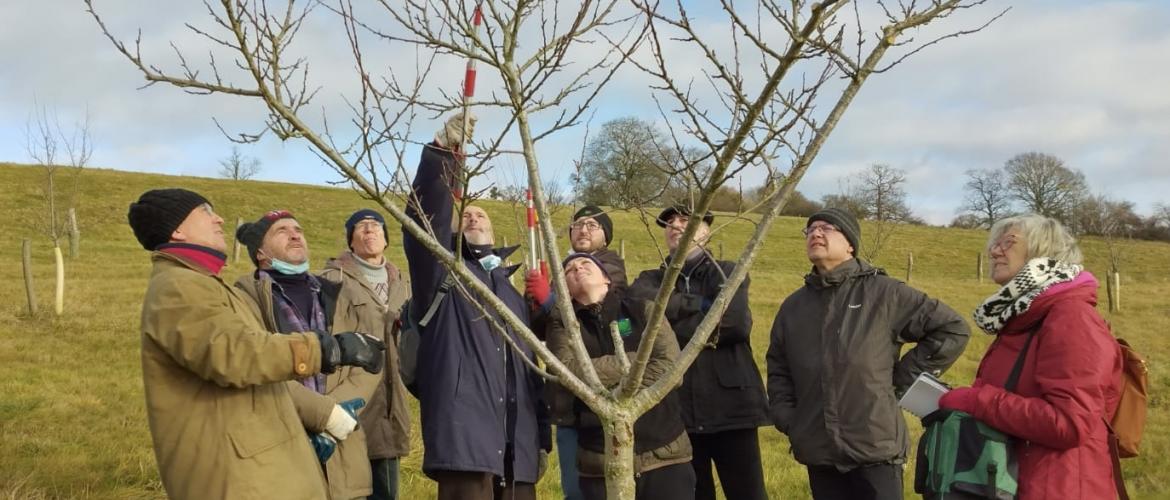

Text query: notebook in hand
(899, 372), (951, 418)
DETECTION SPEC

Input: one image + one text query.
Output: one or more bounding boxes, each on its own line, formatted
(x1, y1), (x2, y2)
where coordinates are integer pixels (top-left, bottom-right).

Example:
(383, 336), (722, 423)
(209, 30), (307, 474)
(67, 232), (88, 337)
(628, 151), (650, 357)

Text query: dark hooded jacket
(766, 258), (969, 470)
(403, 143), (550, 484)
(629, 250), (769, 434)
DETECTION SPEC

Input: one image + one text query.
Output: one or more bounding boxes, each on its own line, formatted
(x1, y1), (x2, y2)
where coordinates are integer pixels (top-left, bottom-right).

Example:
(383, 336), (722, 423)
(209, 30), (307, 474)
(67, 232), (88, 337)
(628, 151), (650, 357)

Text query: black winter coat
(403, 143), (549, 483)
(766, 259), (970, 471)
(629, 251), (769, 434)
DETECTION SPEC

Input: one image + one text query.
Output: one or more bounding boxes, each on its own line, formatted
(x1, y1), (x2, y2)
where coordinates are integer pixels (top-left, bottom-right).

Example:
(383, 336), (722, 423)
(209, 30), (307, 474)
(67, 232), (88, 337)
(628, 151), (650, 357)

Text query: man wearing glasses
(524, 205), (627, 500)
(766, 208), (970, 500)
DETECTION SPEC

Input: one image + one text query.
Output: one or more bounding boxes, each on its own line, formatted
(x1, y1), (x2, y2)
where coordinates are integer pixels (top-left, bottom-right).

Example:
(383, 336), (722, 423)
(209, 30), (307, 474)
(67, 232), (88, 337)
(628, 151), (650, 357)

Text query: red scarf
(158, 243), (227, 275)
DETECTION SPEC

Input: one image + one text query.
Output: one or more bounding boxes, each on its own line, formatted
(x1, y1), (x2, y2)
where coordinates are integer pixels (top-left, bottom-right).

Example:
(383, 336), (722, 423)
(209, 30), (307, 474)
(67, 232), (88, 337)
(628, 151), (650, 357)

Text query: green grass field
(2, 163), (1167, 499)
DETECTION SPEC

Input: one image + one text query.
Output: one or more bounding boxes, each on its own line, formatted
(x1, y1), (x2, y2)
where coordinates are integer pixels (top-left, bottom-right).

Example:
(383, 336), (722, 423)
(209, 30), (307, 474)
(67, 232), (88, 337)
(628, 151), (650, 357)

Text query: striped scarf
(973, 257), (1082, 334)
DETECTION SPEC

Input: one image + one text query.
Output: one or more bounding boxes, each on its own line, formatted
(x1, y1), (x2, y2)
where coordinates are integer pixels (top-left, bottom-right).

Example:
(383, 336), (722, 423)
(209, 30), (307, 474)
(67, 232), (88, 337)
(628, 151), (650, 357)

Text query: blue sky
(2, 1), (1167, 224)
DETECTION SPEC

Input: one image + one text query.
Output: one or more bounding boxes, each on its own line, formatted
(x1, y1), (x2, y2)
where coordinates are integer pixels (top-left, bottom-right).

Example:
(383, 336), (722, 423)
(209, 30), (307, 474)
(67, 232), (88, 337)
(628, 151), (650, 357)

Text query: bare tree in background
(960, 167), (1012, 228)
(1005, 152), (1088, 223)
(86, 0), (1002, 495)
(218, 146), (262, 180)
(24, 101), (92, 315)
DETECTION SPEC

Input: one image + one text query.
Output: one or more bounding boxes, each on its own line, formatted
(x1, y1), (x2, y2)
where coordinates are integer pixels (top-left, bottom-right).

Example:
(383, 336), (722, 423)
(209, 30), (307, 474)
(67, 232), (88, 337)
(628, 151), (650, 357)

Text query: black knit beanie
(345, 209), (388, 250)
(562, 252), (610, 281)
(236, 209), (297, 266)
(807, 207), (861, 256)
(127, 188), (210, 250)
(571, 205), (614, 245)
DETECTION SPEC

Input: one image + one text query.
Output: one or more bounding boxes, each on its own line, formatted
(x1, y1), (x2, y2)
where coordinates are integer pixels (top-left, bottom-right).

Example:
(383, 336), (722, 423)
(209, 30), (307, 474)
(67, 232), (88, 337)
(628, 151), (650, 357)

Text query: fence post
(620, 239), (625, 259)
(1112, 272), (1121, 312)
(906, 251), (913, 283)
(976, 252), (983, 283)
(68, 207), (80, 258)
(53, 245), (64, 315)
(232, 217), (244, 263)
(22, 239), (38, 315)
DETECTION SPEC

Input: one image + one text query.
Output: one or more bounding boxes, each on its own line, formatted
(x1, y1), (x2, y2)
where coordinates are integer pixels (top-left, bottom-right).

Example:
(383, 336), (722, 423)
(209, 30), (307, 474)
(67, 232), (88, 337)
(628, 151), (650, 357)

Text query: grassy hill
(2, 162), (1167, 499)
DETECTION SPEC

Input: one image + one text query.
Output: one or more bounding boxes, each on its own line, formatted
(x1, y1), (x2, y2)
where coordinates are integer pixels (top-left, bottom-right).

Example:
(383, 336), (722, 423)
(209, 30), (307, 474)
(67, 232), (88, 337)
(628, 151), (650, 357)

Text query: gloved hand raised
(317, 331), (386, 374)
(525, 263), (552, 310)
(434, 112), (477, 151)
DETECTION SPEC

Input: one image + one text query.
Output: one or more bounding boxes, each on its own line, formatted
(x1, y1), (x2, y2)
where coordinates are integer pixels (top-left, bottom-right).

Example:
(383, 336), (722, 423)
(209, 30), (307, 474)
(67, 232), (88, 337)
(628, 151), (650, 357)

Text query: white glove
(434, 112), (477, 150)
(324, 404), (358, 441)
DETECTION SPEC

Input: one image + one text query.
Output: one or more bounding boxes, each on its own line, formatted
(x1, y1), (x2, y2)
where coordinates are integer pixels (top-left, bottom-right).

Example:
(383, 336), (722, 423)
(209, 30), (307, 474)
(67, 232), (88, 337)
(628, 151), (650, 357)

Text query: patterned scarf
(973, 257), (1082, 334)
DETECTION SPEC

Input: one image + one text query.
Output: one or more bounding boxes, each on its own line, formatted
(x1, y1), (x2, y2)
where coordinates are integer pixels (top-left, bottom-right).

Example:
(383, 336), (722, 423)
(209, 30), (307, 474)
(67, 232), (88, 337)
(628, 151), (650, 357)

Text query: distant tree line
(953, 152), (1169, 242)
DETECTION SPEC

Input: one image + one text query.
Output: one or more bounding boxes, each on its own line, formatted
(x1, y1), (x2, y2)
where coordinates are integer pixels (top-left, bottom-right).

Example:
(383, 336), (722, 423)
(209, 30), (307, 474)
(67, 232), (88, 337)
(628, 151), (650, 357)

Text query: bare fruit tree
(86, 0), (1002, 497)
(24, 101), (92, 315)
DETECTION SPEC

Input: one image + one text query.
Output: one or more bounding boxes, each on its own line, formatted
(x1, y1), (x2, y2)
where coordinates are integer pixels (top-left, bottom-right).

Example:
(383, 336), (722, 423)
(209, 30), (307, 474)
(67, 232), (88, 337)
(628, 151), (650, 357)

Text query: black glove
(317, 331), (386, 374)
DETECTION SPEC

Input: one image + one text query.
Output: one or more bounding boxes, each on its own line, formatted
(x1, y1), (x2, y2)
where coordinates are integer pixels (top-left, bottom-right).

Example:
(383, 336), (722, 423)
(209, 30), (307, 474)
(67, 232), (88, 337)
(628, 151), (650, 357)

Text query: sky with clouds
(2, 1), (1167, 225)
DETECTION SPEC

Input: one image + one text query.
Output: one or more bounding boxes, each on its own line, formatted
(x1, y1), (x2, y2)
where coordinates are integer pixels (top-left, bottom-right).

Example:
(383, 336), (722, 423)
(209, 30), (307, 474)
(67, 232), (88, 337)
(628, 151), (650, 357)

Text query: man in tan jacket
(320, 209), (413, 500)
(127, 189), (386, 500)
(234, 209), (382, 500)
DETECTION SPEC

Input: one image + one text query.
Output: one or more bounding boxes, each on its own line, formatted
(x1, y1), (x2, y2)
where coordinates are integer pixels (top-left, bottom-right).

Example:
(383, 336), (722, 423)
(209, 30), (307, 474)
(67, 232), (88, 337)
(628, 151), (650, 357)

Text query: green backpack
(914, 329), (1035, 499)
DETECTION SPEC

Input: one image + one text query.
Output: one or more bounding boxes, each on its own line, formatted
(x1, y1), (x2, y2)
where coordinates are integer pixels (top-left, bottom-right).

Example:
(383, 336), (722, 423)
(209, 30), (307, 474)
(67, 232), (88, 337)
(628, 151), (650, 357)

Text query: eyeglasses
(989, 234), (1019, 254)
(570, 221), (602, 232)
(355, 220), (384, 232)
(802, 223), (840, 238)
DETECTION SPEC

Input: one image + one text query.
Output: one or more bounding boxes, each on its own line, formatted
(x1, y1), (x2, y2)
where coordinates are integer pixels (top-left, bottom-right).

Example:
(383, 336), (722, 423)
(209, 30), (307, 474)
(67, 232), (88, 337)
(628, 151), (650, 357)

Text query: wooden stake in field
(619, 238), (625, 259)
(1112, 272), (1122, 312)
(68, 207), (81, 258)
(22, 239), (38, 316)
(906, 251), (914, 283)
(232, 217), (244, 263)
(976, 252), (984, 283)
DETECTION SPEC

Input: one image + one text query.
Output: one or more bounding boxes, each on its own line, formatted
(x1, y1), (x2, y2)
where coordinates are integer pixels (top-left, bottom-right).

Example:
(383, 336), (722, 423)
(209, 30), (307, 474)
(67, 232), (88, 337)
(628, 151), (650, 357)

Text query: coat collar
(804, 258), (883, 290)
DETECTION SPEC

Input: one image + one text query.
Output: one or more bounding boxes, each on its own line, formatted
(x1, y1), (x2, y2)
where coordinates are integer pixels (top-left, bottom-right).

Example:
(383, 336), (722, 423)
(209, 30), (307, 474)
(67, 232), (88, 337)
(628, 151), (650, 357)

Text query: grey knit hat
(807, 207), (861, 256)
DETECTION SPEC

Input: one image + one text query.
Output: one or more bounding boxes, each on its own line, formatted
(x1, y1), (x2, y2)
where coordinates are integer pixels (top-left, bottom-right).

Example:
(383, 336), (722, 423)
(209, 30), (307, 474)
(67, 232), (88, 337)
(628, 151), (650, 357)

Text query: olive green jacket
(320, 252), (413, 460)
(140, 252), (327, 500)
(234, 271), (376, 500)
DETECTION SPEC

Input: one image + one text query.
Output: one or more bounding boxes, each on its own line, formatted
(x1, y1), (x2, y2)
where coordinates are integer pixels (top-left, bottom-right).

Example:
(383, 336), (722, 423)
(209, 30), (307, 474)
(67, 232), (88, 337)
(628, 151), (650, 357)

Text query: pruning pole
(457, 2), (483, 160)
(526, 189), (540, 272)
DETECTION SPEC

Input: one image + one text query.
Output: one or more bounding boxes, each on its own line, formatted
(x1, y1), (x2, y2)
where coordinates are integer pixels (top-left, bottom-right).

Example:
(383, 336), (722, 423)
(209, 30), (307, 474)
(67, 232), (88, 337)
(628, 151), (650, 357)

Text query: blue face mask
(270, 257), (310, 275)
(478, 254), (502, 272)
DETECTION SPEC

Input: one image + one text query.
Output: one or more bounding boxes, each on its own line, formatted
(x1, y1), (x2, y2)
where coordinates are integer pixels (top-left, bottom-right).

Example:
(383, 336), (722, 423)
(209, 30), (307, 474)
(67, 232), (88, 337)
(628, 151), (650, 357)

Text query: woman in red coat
(938, 214), (1123, 500)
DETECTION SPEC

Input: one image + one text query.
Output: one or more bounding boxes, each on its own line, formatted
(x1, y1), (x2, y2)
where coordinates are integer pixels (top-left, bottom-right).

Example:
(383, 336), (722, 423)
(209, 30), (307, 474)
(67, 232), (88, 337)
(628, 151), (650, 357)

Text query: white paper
(899, 372), (951, 418)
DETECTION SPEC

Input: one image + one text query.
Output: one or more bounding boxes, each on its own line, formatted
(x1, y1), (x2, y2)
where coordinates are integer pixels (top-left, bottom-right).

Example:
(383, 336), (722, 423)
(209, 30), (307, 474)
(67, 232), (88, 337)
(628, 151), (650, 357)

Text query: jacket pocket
(227, 420), (293, 459)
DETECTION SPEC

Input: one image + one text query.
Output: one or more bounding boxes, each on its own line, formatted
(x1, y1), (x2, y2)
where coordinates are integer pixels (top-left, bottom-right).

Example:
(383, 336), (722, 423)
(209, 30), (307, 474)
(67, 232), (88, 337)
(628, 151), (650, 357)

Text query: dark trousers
(806, 463), (903, 500)
(434, 471), (536, 500)
(689, 428), (767, 500)
(579, 462), (696, 500)
(369, 457), (399, 500)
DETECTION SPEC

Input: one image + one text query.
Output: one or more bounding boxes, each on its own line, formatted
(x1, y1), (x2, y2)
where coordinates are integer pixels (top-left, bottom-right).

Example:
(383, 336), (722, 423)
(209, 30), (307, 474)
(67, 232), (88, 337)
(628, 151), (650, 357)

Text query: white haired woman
(937, 214), (1123, 499)
(931, 213), (1123, 498)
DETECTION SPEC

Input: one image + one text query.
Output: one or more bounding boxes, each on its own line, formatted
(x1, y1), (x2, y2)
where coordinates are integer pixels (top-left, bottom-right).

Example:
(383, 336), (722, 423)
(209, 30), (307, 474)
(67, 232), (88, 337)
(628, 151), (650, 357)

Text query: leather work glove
(434, 112), (477, 151)
(310, 433), (337, 463)
(325, 403), (360, 441)
(537, 449), (549, 482)
(318, 331), (386, 374)
(525, 265), (552, 310)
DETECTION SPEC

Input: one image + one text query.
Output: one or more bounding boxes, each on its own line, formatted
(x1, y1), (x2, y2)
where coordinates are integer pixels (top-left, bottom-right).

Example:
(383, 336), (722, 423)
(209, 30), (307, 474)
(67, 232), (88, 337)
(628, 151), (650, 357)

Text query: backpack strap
(1003, 329), (1037, 393)
(418, 275), (455, 328)
(1107, 423), (1131, 500)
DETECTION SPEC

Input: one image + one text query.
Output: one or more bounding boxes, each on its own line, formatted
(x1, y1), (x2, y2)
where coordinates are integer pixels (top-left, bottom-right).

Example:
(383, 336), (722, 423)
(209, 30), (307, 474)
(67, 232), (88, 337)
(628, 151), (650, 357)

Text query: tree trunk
(68, 207), (80, 258)
(53, 245), (65, 315)
(603, 411), (637, 500)
(22, 239), (38, 316)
